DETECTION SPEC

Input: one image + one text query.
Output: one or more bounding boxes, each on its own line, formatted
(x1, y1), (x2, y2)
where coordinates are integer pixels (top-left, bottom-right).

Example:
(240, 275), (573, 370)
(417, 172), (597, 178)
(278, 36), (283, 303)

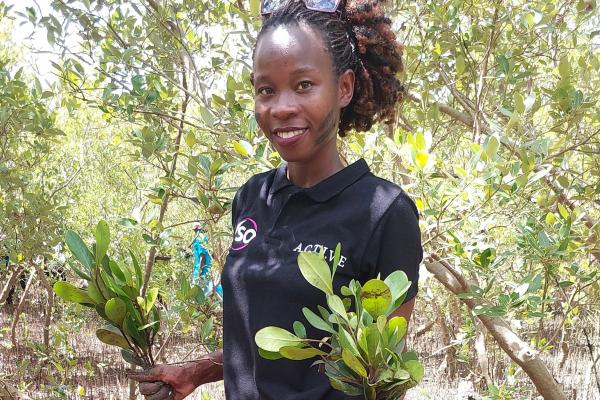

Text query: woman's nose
(271, 92), (299, 120)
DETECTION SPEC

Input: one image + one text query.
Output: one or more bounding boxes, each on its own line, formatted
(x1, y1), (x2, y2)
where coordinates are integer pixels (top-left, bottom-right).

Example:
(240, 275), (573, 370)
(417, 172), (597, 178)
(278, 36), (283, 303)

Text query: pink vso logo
(232, 217), (258, 250)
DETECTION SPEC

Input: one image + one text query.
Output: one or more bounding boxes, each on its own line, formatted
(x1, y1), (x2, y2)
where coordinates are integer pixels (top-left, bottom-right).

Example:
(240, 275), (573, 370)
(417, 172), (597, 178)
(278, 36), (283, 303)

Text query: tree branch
(424, 254), (566, 400)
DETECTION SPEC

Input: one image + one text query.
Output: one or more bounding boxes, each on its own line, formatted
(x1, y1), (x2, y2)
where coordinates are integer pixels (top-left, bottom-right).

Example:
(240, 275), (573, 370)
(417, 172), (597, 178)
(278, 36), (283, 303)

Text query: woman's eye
(257, 87), (273, 95)
(297, 81), (313, 90)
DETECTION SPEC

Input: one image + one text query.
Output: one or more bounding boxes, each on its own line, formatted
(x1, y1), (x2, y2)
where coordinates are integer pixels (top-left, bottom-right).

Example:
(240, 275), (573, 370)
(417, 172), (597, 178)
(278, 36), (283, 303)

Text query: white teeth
(276, 129), (305, 139)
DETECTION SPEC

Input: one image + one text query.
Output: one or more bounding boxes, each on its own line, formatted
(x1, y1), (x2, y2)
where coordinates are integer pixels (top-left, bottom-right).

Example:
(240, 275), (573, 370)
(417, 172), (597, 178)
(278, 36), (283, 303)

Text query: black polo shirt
(221, 158), (422, 400)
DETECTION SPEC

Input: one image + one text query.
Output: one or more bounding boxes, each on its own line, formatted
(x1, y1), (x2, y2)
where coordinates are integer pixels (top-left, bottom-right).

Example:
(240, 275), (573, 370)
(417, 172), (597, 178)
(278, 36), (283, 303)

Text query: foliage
(0, 0), (598, 397)
(255, 249), (424, 399)
(0, 4), (66, 262)
(53, 220), (161, 369)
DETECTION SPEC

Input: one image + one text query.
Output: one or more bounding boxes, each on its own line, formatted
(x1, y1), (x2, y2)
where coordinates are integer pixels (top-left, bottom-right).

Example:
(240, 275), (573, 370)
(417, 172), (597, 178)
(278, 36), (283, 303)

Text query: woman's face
(252, 23), (354, 164)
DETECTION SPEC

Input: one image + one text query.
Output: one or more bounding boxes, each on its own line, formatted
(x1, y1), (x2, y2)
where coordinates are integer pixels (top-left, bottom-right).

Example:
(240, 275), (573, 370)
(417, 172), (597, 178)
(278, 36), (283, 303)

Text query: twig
(583, 327), (600, 396)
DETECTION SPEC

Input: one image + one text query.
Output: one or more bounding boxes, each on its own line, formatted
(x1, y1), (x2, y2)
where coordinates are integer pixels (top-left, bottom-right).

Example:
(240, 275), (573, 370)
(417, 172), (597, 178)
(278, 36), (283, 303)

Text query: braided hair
(254, 0), (404, 137)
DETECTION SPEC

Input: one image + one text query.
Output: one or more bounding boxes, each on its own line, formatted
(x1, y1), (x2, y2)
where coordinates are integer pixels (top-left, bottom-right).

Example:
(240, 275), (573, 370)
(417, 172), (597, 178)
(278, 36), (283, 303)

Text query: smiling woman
(129, 1), (421, 399)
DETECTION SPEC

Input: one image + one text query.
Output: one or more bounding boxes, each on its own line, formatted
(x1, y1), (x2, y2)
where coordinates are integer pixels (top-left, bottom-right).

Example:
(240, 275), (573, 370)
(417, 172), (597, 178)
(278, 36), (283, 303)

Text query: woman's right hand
(127, 351), (223, 400)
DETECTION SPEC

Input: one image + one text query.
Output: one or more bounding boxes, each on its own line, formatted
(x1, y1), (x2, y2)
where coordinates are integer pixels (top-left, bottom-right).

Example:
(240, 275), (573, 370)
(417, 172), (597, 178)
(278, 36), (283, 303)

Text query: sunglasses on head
(261, 0), (343, 16)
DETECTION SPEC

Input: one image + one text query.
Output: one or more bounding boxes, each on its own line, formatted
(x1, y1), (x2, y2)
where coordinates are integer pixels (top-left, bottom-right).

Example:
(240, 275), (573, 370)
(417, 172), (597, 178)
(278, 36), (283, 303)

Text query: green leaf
(384, 271), (411, 311)
(328, 376), (363, 396)
(145, 288), (159, 315)
(496, 54), (510, 75)
(109, 260), (126, 284)
(293, 321), (306, 339)
(258, 348), (283, 360)
(558, 204), (570, 219)
(415, 131), (426, 150)
(95, 220), (110, 264)
(185, 132), (196, 148)
(387, 316), (408, 339)
(124, 311), (146, 349)
(96, 326), (130, 350)
(558, 56), (571, 79)
(455, 54), (466, 75)
(377, 315), (387, 333)
(131, 75), (144, 93)
(137, 296), (146, 312)
(280, 346), (326, 360)
(233, 140), (248, 157)
(394, 369), (410, 381)
(129, 250), (143, 290)
(302, 307), (336, 334)
(402, 351), (419, 362)
(65, 230), (94, 270)
(341, 348), (367, 378)
(415, 150), (428, 170)
(404, 359), (424, 382)
(361, 279), (392, 318)
(53, 281), (94, 305)
(105, 298), (126, 326)
(538, 231), (551, 248)
(341, 286), (352, 296)
(255, 326), (304, 352)
(201, 317), (213, 339)
(100, 270), (129, 299)
(338, 327), (361, 358)
(96, 277), (115, 300)
(87, 280), (105, 304)
(332, 243), (341, 277)
(297, 252), (333, 295)
(514, 93), (525, 114)
(327, 294), (348, 321)
(358, 325), (380, 362)
(121, 349), (145, 367)
(199, 106), (215, 126)
(485, 136), (500, 160)
(117, 218), (138, 228)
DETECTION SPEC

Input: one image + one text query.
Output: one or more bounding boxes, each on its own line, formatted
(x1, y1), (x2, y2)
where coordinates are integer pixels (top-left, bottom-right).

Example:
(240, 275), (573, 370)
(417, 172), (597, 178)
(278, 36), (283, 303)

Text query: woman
(129, 0), (422, 398)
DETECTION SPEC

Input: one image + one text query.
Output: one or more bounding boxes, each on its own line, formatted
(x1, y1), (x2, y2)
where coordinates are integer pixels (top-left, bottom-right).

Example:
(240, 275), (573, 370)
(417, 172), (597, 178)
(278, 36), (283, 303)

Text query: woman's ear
(338, 69), (355, 108)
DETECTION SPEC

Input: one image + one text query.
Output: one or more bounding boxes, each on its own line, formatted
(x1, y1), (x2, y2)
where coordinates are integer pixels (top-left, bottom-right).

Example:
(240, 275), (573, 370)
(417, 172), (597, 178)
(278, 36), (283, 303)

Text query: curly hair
(254, 0), (404, 137)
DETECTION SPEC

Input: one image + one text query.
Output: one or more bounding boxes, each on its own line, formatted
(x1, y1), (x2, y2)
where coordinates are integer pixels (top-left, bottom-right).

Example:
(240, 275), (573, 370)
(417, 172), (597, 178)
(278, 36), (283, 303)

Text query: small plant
(53, 220), (160, 369)
(255, 246), (424, 400)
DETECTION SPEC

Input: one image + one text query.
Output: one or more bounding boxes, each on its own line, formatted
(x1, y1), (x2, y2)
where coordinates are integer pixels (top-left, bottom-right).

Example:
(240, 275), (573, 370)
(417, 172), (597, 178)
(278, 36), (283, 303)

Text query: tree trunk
(11, 266), (36, 347)
(129, 364), (137, 400)
(474, 320), (492, 387)
(432, 298), (456, 379)
(35, 263), (54, 348)
(0, 264), (24, 305)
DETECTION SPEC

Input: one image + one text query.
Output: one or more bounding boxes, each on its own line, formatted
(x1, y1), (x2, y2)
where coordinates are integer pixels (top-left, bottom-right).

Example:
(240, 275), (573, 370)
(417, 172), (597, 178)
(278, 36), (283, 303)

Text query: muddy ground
(0, 288), (597, 399)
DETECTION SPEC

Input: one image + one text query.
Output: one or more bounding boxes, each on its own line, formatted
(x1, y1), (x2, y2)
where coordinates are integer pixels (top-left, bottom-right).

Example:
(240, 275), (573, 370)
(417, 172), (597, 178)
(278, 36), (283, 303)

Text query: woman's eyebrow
(291, 66), (318, 74)
(253, 66), (319, 83)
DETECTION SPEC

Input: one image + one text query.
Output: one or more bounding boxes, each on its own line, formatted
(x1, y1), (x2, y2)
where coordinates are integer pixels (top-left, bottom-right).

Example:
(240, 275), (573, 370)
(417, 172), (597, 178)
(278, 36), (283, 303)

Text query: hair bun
(342, 0), (405, 134)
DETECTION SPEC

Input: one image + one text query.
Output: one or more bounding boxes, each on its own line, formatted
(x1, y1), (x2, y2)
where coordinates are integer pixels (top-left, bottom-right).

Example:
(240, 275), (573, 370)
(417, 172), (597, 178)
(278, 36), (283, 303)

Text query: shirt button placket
(267, 190), (302, 242)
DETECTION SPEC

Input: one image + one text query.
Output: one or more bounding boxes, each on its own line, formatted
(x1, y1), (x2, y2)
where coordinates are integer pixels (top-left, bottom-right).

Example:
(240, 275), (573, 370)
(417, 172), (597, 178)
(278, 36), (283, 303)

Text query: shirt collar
(271, 158), (370, 202)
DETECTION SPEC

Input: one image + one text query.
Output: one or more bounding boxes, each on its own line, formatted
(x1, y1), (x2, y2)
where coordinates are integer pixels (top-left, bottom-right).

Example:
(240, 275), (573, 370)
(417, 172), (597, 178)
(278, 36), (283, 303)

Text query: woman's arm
(128, 349), (223, 400)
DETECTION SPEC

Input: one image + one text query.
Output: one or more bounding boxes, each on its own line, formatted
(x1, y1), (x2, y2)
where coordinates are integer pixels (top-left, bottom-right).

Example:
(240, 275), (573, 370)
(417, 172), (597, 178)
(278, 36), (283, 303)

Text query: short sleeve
(362, 191), (422, 303)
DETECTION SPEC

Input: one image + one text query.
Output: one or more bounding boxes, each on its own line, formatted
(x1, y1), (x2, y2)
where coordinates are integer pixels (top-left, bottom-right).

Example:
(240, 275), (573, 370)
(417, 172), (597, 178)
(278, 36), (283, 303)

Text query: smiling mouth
(274, 128), (307, 139)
